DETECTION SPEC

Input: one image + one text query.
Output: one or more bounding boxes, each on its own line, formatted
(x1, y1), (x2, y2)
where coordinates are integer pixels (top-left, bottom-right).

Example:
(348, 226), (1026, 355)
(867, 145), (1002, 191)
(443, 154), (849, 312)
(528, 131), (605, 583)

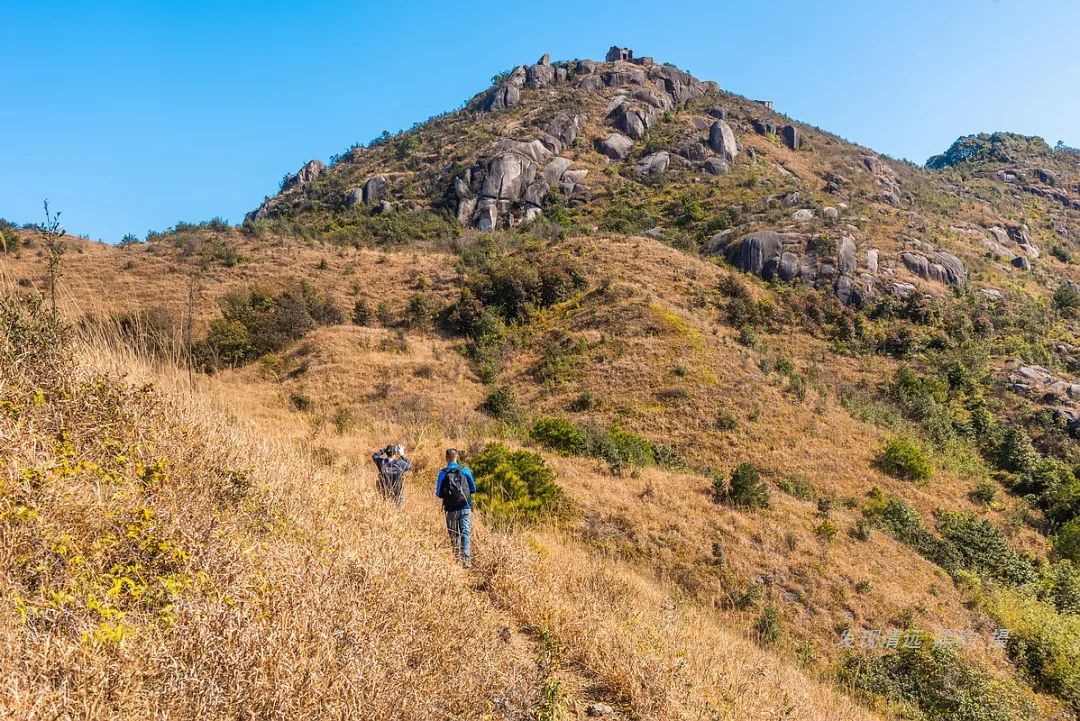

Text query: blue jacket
(435, 462), (476, 511)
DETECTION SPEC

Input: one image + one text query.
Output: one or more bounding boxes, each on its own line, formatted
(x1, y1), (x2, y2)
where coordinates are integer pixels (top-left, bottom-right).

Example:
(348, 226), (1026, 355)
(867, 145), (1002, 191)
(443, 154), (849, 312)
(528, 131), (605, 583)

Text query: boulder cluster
(459, 49), (722, 229)
(713, 228), (879, 306)
(1006, 360), (1080, 437)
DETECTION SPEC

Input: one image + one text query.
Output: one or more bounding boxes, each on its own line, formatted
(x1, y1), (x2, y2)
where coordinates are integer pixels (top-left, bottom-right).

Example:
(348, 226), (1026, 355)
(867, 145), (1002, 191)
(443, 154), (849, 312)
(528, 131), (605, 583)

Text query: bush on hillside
(471, 443), (562, 524)
(878, 437), (932, 482)
(840, 643), (1036, 721)
(530, 416), (586, 455)
(481, 385), (522, 423)
(721, 462), (770, 510)
(988, 589), (1080, 714)
(936, 511), (1036, 586)
(196, 283), (342, 369)
(865, 492), (961, 573)
(1055, 519), (1080, 564)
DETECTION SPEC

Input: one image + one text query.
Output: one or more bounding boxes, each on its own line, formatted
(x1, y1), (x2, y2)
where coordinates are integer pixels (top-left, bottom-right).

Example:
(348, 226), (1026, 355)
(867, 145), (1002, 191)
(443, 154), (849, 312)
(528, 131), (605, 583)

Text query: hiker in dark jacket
(372, 444), (411, 509)
(435, 448), (477, 566)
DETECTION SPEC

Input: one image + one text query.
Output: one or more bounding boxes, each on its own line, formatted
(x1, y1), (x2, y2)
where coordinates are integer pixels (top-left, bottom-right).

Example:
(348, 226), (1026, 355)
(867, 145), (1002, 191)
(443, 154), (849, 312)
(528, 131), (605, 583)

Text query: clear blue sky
(1, 0), (1077, 241)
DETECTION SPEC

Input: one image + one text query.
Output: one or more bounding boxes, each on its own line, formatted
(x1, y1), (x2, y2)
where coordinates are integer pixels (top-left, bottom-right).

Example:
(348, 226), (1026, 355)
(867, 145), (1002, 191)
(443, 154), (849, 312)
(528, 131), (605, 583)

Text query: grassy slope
(0, 299), (882, 720)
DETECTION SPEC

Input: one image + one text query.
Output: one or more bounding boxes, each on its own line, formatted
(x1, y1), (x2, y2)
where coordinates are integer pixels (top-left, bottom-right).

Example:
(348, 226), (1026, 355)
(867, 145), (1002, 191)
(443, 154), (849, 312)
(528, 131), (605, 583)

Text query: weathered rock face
(863, 154), (904, 207)
(482, 67), (525, 112)
(596, 132), (634, 160)
(708, 120), (738, 162)
(901, 248), (967, 285)
(344, 187), (365, 209)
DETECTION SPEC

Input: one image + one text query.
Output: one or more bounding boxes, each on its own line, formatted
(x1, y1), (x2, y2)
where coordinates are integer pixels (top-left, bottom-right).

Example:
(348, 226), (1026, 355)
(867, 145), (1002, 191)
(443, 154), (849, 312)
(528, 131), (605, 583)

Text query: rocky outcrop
(546, 112), (586, 148)
(901, 248), (967, 285)
(482, 67), (525, 112)
(862, 155), (903, 207)
(713, 229), (881, 305)
(362, 175), (387, 204)
(281, 159), (325, 192)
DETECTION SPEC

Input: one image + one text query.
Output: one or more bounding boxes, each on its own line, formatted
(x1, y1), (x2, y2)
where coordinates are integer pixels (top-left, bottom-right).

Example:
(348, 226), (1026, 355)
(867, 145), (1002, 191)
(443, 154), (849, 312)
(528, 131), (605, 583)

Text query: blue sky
(1, 0), (1077, 241)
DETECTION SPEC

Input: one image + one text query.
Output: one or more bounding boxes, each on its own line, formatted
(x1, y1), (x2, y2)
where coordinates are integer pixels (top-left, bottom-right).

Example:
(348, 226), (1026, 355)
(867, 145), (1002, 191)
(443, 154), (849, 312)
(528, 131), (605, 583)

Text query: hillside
(2, 45), (1080, 721)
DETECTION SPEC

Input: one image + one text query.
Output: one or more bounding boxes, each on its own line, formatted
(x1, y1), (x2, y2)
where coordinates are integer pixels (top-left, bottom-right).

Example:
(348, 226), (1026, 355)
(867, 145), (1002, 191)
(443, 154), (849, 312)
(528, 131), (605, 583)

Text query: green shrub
(1047, 561), (1080, 614)
(1053, 282), (1080, 317)
(1054, 519), (1080, 563)
(568, 392), (596, 412)
(0, 226), (20, 253)
(815, 520), (838, 542)
(471, 443), (562, 524)
(778, 475), (814, 500)
(530, 417), (586, 454)
(197, 283), (342, 369)
(482, 386), (522, 422)
(988, 588), (1080, 713)
(725, 462), (770, 510)
(352, 299), (372, 326)
(969, 479), (997, 505)
(754, 604), (781, 646)
(866, 494), (961, 573)
(840, 643), (1035, 721)
(879, 437), (932, 482)
(936, 511), (1036, 585)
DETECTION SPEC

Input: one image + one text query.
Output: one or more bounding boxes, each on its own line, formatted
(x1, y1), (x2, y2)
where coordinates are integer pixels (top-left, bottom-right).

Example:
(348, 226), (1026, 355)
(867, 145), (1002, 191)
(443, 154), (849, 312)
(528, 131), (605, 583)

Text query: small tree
(119, 233), (143, 247)
(879, 438), (932, 482)
(725, 462), (770, 510)
(38, 200), (66, 314)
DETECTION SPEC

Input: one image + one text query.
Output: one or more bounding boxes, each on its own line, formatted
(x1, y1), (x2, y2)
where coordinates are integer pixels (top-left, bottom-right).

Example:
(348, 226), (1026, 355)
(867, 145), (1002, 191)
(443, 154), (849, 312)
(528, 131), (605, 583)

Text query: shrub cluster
(471, 443), (562, 524)
(197, 283), (342, 369)
(529, 416), (682, 473)
(878, 437), (932, 482)
(840, 643), (1035, 721)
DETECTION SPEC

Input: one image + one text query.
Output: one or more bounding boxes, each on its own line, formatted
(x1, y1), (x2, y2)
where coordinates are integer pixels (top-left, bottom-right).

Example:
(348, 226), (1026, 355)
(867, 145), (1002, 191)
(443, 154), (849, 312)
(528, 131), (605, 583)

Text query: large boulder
(547, 113), (585, 147)
(482, 83), (521, 112)
(734, 231), (797, 276)
(704, 157), (729, 175)
(614, 104), (654, 140)
(932, 251), (967, 285)
(708, 120), (738, 162)
(838, 235), (857, 276)
(481, 154), (533, 200)
(596, 133), (634, 160)
(781, 125), (801, 150)
(526, 63), (555, 87)
(362, 175), (387, 204)
(635, 151), (670, 178)
(344, 187), (364, 209)
(542, 157), (573, 185)
(901, 252), (930, 279)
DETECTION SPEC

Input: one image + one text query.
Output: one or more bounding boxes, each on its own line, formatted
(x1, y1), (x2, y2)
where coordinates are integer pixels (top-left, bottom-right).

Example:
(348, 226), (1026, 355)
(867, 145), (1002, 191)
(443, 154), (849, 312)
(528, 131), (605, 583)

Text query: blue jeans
(445, 508), (472, 565)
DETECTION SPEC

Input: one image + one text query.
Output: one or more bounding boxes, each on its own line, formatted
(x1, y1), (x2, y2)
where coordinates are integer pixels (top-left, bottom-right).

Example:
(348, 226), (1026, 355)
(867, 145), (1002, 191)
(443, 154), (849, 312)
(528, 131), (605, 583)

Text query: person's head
(445, 448), (459, 464)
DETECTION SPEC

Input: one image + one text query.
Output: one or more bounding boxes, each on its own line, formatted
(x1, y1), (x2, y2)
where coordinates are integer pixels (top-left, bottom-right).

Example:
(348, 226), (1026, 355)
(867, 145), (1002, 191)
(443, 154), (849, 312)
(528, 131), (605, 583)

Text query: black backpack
(441, 467), (470, 505)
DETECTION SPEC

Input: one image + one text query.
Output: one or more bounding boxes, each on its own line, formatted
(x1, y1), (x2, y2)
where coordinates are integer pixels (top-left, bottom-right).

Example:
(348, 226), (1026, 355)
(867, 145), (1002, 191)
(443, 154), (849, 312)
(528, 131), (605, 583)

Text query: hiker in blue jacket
(435, 448), (477, 566)
(372, 444), (411, 509)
